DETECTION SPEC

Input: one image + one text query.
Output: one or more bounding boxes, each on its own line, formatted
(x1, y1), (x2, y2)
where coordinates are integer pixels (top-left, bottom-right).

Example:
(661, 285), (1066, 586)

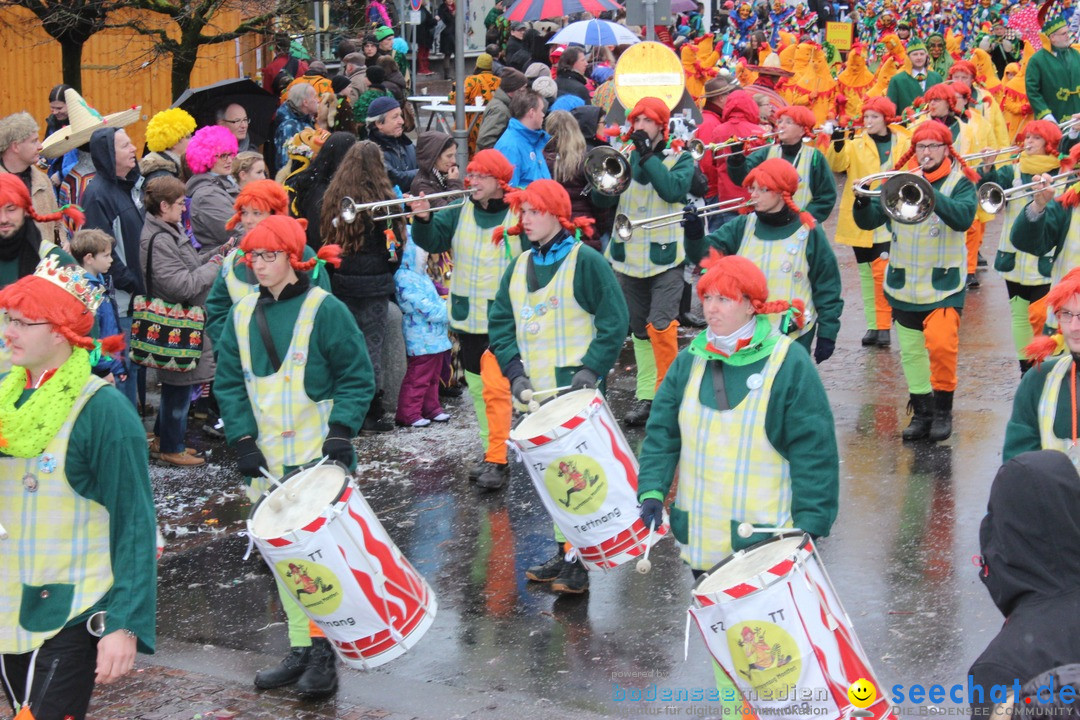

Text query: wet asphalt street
(99, 207), (1022, 720)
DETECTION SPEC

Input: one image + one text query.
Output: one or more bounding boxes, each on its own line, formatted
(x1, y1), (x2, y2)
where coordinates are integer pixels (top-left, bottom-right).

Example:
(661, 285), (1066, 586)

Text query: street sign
(826, 21), (853, 51)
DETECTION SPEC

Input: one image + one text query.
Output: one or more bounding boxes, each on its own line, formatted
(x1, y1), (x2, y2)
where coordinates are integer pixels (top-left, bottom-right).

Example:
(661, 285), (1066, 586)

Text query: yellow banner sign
(826, 21), (853, 51)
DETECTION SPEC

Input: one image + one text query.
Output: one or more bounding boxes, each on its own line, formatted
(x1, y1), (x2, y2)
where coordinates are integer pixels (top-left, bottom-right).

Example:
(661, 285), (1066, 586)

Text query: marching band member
(825, 96), (911, 347)
(591, 97), (696, 427)
(977, 120), (1063, 375)
(726, 105), (837, 225)
(949, 60), (1010, 152)
(886, 37), (944, 116)
(949, 80), (998, 287)
(214, 215), (373, 699)
(487, 179), (628, 595)
(694, 157), (842, 362)
(636, 251), (838, 571)
(854, 121), (978, 442)
(410, 149), (525, 491)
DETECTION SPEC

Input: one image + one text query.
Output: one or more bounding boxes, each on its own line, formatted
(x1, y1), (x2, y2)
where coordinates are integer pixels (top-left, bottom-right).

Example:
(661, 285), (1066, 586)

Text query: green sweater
(636, 319), (839, 548)
(410, 201), (527, 254)
(726, 144), (837, 224)
(703, 213), (843, 342)
(1010, 200), (1071, 260)
(591, 150), (697, 209)
(1026, 47), (1080, 121)
(1003, 355), (1080, 462)
(487, 238), (629, 385)
(214, 280), (375, 444)
(204, 246), (330, 348)
(886, 69), (944, 116)
(10, 381), (158, 653)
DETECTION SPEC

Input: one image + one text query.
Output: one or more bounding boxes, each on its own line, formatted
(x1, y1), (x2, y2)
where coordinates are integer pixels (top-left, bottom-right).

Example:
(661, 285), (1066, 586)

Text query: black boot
(876, 328), (891, 347)
(475, 461), (509, 490)
(254, 646), (311, 689)
(901, 393), (934, 441)
(929, 390), (954, 442)
(468, 455), (486, 481)
(551, 558), (589, 594)
(1019, 359), (1033, 376)
(525, 549), (566, 582)
(362, 390), (393, 434)
(623, 400), (652, 427)
(861, 329), (879, 346)
(295, 637), (338, 699)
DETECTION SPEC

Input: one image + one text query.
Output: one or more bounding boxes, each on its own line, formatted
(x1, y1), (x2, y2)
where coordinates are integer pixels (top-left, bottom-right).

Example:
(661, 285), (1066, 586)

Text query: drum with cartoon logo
(508, 388), (668, 571)
(247, 460), (438, 669)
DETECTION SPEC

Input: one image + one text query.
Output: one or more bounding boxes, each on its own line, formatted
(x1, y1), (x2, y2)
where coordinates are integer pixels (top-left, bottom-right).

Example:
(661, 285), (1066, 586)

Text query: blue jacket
(394, 240), (451, 357)
(271, 102), (313, 175)
(494, 118), (552, 188)
(87, 271), (127, 378)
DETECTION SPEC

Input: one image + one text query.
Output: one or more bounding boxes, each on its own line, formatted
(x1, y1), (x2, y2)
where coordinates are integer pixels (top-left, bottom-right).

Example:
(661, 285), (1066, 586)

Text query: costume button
(23, 474), (37, 492)
(40, 590), (49, 599)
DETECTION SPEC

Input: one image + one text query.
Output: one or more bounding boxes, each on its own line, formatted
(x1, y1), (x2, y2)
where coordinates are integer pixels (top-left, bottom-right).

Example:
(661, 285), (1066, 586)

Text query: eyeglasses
(915, 143), (947, 152)
(1059, 309), (1080, 325)
(4, 314), (50, 329)
(214, 153), (237, 161)
(247, 250), (282, 263)
(224, 117), (250, 125)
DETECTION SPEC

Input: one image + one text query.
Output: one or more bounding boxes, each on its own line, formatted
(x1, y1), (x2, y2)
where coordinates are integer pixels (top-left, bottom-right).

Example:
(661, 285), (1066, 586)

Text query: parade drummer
(854, 121), (978, 443)
(977, 120), (1063, 375)
(590, 97), (697, 428)
(203, 179), (333, 348)
(0, 259), (154, 720)
(213, 215), (373, 699)
(726, 105), (837, 225)
(635, 251), (838, 573)
(694, 157), (842, 363)
(825, 96), (911, 348)
(487, 179), (628, 595)
(1004, 268), (1080, 462)
(410, 149), (527, 491)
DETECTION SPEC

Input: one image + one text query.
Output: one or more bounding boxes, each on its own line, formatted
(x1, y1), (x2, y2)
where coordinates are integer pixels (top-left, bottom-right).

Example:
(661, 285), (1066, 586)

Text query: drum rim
(247, 458), (352, 539)
(692, 531), (810, 598)
(509, 387), (601, 441)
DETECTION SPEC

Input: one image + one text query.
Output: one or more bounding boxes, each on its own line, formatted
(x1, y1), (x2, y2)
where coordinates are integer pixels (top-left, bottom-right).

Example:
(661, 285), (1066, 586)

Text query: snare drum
(248, 461), (438, 669)
(690, 534), (892, 720)
(508, 389), (668, 571)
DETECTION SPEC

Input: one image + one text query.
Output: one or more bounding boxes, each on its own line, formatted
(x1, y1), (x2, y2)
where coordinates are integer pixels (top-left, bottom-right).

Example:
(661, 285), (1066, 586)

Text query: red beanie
(861, 96), (898, 123)
(240, 215), (342, 272)
(1020, 119), (1062, 155)
(775, 106), (816, 135)
(0, 174), (84, 230)
(948, 60), (978, 79)
(225, 179), (289, 231)
(697, 249), (806, 320)
(628, 98), (672, 135)
(743, 157), (816, 228)
(496, 178), (595, 242)
(466, 149), (514, 189)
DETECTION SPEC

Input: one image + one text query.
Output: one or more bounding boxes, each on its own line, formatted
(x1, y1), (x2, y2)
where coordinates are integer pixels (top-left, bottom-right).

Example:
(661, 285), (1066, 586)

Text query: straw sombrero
(41, 88), (142, 159)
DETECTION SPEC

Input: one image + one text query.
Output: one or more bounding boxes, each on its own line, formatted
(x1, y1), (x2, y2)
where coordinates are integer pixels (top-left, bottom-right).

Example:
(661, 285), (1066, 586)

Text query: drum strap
(254, 300), (283, 373)
(710, 361), (730, 411)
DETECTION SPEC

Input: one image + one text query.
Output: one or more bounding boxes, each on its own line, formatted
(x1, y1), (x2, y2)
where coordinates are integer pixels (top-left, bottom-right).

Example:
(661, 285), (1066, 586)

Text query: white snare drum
(508, 389), (668, 571)
(248, 461), (438, 669)
(690, 534), (892, 720)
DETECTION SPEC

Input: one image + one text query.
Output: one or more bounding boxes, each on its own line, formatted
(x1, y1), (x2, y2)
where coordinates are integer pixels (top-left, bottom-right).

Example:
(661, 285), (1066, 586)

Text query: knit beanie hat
(499, 68), (528, 93)
(0, 175), (84, 228)
(742, 157), (816, 228)
(532, 76), (557, 99)
(239, 215), (342, 273)
(466, 149), (514, 188)
(375, 26), (395, 41)
(627, 97), (672, 133)
(696, 249), (806, 321)
(186, 125), (238, 174)
(774, 105), (816, 135)
(495, 179), (595, 242)
(476, 53), (494, 71)
(861, 96), (898, 122)
(225, 179), (290, 231)
(366, 65), (387, 86)
(367, 95), (401, 121)
(145, 109), (196, 153)
(906, 37), (927, 53)
(524, 62), (550, 80)
(1021, 119), (1063, 155)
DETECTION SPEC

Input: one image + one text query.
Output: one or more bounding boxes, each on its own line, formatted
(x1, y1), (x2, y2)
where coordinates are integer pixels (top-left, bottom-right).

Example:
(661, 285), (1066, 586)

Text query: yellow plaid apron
(606, 154), (685, 278)
(766, 144), (814, 210)
(995, 172), (1054, 286)
(449, 205), (517, 335)
(508, 243), (593, 394)
(0, 376), (113, 653)
(1037, 357), (1074, 454)
(0, 240), (59, 376)
(675, 341), (793, 570)
(737, 214), (815, 338)
(223, 248), (258, 304)
(234, 288), (332, 500)
(885, 169), (965, 306)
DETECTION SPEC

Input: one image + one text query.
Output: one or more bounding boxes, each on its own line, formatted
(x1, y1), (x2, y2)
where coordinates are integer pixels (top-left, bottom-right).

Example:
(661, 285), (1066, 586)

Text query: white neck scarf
(706, 317), (756, 356)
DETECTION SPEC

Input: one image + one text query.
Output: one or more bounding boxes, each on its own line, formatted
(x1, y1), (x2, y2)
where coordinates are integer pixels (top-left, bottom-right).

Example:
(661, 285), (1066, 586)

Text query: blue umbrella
(547, 19), (641, 46)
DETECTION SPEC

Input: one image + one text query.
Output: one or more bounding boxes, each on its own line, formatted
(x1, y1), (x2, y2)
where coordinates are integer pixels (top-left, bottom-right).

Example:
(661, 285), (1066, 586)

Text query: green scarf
(0, 348), (90, 458)
(687, 316), (781, 366)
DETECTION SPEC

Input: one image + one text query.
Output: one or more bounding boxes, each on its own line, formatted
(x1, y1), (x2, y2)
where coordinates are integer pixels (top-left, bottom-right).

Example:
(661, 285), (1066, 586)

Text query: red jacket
(696, 90), (765, 202)
(262, 54), (310, 93)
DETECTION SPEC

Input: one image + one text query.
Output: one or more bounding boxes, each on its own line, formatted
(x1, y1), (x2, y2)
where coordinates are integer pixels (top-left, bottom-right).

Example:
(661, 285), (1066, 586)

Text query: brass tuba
(852, 171), (935, 225)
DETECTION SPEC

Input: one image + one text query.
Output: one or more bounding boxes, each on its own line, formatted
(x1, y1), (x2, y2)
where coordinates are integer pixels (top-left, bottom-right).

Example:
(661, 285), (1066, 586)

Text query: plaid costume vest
(606, 153), (685, 278)
(766, 144), (814, 210)
(448, 204), (516, 335)
(1037, 357), (1075, 455)
(737, 214), (816, 338)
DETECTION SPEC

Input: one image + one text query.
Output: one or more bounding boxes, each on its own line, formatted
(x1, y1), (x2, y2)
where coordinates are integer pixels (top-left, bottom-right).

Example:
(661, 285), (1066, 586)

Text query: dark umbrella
(171, 78), (279, 149)
(505, 0), (622, 22)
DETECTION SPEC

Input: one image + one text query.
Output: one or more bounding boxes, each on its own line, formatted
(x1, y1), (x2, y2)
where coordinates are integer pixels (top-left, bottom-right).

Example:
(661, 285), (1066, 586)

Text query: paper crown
(1039, 0), (1069, 33)
(33, 255), (105, 314)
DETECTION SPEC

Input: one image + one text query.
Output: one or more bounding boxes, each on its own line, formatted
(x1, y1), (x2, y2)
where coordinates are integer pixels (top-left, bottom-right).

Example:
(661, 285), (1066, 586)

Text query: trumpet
(852, 171), (935, 224)
(961, 146), (1020, 163)
(333, 188), (477, 226)
(688, 133), (780, 161)
(584, 144), (634, 197)
(977, 170), (1080, 214)
(1061, 116), (1080, 133)
(613, 197), (754, 241)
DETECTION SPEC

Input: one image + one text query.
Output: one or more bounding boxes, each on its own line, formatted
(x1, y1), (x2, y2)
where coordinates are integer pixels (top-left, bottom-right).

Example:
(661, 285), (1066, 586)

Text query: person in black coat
(417, 2), (438, 75)
(554, 47), (591, 103)
(366, 97), (417, 192)
(504, 23), (532, 71)
(437, 0), (456, 76)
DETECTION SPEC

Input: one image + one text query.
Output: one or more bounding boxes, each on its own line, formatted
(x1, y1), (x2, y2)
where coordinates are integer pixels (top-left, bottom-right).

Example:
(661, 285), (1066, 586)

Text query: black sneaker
(876, 329), (891, 347)
(476, 462), (509, 490)
(551, 558), (589, 594)
(966, 273), (980, 288)
(294, 638), (338, 699)
(623, 400), (652, 427)
(861, 329), (879, 346)
(362, 413), (394, 434)
(468, 456), (486, 481)
(254, 646), (311, 689)
(525, 551), (566, 582)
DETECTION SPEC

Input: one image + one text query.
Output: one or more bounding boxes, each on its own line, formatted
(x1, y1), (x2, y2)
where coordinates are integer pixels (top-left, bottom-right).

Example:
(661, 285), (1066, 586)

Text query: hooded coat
(186, 172), (239, 256)
(476, 88), (514, 151)
(968, 450), (1080, 716)
(698, 91), (764, 202)
(410, 131), (464, 204)
(82, 127), (146, 312)
(394, 241), (451, 357)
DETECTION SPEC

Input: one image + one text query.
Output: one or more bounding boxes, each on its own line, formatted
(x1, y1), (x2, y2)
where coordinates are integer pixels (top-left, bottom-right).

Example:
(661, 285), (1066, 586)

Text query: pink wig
(185, 125), (238, 174)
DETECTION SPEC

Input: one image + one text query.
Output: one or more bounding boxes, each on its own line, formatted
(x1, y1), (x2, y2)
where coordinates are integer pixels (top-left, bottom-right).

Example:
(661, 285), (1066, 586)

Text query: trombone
(333, 188), (477, 226)
(687, 133), (781, 161)
(613, 197), (754, 241)
(584, 144), (634, 196)
(977, 170), (1080, 214)
(961, 146), (1020, 163)
(852, 171), (935, 224)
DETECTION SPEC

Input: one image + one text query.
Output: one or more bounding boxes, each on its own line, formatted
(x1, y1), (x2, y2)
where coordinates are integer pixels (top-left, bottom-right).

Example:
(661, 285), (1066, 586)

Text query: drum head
(249, 461), (350, 539)
(694, 533), (807, 597)
(510, 388), (598, 441)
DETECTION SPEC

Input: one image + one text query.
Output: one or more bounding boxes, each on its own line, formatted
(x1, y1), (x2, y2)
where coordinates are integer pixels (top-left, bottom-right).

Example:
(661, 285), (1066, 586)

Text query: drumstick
(260, 466), (286, 512)
(736, 523), (802, 539)
(0, 520), (7, 540)
(636, 523), (657, 574)
(522, 385), (575, 413)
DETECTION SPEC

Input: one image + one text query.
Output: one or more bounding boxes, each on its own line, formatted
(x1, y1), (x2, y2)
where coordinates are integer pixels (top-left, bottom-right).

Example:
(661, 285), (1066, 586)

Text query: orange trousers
(965, 220), (985, 275)
(895, 307), (961, 393)
(479, 350), (512, 464)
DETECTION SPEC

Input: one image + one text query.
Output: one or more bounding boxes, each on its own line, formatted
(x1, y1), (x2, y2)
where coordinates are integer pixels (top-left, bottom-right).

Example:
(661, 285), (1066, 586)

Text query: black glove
(830, 125), (846, 142)
(682, 204), (705, 241)
(235, 436), (268, 478)
(511, 375), (533, 403)
(814, 336), (836, 364)
(571, 367), (599, 390)
(322, 423), (355, 466)
(639, 498), (664, 530)
(629, 129), (653, 157)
